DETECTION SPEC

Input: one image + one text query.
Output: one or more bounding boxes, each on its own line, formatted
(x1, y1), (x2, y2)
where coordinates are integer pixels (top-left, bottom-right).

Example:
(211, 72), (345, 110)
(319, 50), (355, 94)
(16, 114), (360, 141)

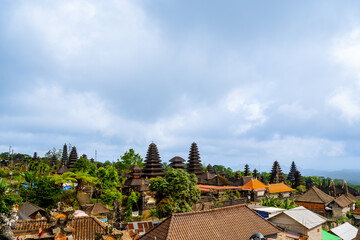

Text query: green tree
(0, 178), (22, 214)
(72, 156), (91, 173)
(150, 168), (200, 218)
(19, 176), (62, 208)
(116, 149), (144, 173)
(126, 191), (140, 221)
(101, 188), (122, 207)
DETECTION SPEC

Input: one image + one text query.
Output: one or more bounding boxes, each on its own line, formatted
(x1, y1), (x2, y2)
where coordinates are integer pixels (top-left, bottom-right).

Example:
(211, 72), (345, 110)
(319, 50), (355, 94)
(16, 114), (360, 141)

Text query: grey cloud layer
(1, 0), (360, 171)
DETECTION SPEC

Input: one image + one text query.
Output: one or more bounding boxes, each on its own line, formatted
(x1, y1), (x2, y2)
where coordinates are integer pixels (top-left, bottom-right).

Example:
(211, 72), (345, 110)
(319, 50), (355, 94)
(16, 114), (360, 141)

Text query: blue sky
(1, 0), (360, 172)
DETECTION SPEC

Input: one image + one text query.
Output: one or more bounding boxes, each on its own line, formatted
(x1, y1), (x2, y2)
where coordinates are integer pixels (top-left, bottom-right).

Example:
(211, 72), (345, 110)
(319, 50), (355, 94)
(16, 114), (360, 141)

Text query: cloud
(7, 0), (162, 70)
(277, 102), (317, 119)
(329, 28), (360, 123)
(333, 29), (360, 71)
(328, 87), (360, 123)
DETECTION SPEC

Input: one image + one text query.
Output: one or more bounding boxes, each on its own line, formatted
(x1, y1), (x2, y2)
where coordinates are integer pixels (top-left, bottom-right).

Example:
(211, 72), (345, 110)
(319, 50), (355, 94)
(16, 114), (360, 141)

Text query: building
(329, 222), (358, 240)
(267, 183), (295, 198)
(139, 204), (285, 240)
(268, 206), (326, 240)
(18, 202), (46, 220)
(250, 206), (285, 219)
(241, 179), (268, 201)
(13, 213), (128, 240)
(295, 186), (334, 212)
(329, 194), (354, 218)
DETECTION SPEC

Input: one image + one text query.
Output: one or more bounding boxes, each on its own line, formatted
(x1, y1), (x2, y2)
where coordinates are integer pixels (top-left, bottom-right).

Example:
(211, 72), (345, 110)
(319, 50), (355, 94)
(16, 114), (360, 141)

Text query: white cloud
(9, 0), (162, 68)
(333, 29), (360, 71)
(277, 102), (317, 119)
(329, 29), (360, 123)
(328, 87), (360, 123)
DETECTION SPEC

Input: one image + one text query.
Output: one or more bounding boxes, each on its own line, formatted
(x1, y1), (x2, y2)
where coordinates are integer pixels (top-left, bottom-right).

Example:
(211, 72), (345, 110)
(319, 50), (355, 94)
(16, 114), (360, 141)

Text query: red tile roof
(139, 204), (281, 240)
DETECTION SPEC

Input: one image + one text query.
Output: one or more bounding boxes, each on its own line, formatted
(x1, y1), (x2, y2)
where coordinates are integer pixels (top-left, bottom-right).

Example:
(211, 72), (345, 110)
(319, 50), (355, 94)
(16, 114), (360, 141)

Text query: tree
(150, 168), (200, 218)
(97, 165), (120, 190)
(0, 179), (22, 214)
(19, 176), (61, 208)
(101, 188), (122, 207)
(126, 191), (140, 221)
(72, 156), (92, 173)
(116, 149), (144, 173)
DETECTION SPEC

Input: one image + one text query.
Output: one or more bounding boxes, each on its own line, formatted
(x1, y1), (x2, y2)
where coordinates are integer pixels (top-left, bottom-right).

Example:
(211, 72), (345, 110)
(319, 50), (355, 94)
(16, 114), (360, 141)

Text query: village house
(268, 206), (326, 240)
(139, 204), (288, 240)
(267, 183), (295, 198)
(295, 186), (334, 213)
(328, 194), (354, 218)
(13, 212), (129, 240)
(241, 179), (268, 201)
(18, 202), (46, 220)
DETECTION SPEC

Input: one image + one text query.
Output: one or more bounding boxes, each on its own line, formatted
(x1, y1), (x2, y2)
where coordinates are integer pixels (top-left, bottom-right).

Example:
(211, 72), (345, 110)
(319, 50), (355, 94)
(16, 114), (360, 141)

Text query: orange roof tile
(267, 183), (295, 194)
(242, 179), (268, 190)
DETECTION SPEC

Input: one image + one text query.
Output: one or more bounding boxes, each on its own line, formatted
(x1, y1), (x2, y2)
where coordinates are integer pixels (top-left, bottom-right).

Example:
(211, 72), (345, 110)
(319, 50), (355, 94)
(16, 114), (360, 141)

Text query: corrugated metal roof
(330, 222), (358, 240)
(277, 206), (326, 229)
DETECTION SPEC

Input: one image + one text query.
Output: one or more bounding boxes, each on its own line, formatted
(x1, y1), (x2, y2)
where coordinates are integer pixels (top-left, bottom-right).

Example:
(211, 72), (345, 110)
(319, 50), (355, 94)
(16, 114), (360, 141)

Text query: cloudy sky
(1, 0), (360, 172)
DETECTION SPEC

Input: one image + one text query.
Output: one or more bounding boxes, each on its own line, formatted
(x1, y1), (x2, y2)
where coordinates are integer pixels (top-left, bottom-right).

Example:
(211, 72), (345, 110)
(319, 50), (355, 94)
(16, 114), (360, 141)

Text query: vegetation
(0, 178), (22, 214)
(260, 195), (297, 210)
(115, 149), (144, 174)
(150, 168), (201, 218)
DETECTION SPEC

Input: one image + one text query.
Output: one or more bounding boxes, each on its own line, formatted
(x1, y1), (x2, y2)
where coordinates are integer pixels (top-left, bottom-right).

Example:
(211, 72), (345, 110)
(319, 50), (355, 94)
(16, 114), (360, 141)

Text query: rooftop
(139, 204), (281, 240)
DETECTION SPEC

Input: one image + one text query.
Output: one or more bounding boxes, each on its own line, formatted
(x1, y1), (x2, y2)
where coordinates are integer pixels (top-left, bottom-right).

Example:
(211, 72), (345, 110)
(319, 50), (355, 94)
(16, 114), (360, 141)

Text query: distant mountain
(301, 168), (360, 185)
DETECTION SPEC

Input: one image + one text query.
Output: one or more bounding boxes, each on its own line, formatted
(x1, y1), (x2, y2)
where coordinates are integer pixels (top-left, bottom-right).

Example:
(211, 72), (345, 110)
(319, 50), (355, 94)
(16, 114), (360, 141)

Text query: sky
(1, 0), (360, 172)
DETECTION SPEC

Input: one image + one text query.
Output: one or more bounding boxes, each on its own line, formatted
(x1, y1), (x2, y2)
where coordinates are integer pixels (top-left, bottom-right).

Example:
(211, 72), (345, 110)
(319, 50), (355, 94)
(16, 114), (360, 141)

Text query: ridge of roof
(296, 186), (334, 204)
(333, 195), (353, 208)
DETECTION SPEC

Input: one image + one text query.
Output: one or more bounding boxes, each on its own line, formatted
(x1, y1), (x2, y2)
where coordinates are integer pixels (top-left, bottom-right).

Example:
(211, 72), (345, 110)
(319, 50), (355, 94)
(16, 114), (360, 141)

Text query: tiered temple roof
(143, 142), (165, 178)
(125, 164), (149, 191)
(169, 156), (186, 169)
(187, 142), (203, 176)
(61, 143), (68, 166)
(67, 146), (78, 169)
(51, 155), (57, 167)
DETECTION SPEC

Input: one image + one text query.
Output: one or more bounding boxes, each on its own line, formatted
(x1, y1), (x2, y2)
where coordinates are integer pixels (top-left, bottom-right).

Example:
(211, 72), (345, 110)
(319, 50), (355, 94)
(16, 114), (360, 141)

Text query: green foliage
(72, 156), (92, 172)
(149, 208), (159, 220)
(150, 168), (201, 218)
(214, 201), (223, 207)
(59, 189), (78, 208)
(336, 214), (349, 224)
(0, 178), (22, 214)
(116, 149), (144, 173)
(212, 165), (233, 176)
(260, 195), (297, 210)
(101, 188), (122, 207)
(126, 191), (140, 221)
(356, 200), (360, 207)
(296, 185), (306, 194)
(19, 175), (62, 208)
(96, 165), (120, 190)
